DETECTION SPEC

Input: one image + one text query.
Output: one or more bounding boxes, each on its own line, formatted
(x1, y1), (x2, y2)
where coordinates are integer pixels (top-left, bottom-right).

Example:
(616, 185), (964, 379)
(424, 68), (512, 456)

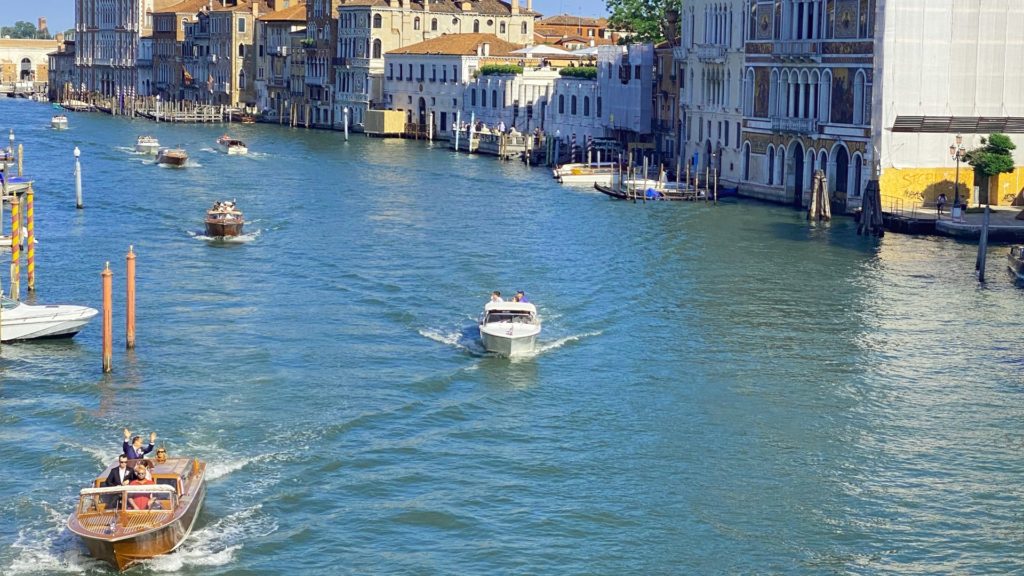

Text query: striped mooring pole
(26, 183), (34, 291)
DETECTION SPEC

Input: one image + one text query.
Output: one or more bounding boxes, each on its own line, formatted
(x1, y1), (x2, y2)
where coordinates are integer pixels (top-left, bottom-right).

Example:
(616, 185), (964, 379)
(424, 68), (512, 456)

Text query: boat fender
(192, 459), (200, 476)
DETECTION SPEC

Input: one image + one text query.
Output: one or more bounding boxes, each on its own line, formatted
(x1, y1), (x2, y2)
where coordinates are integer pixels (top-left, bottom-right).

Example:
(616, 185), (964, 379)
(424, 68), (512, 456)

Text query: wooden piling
(102, 262), (113, 372)
(74, 147), (83, 209)
(26, 183), (34, 292)
(977, 206), (990, 283)
(126, 246), (136, 349)
(17, 143), (23, 176)
(9, 194), (20, 300)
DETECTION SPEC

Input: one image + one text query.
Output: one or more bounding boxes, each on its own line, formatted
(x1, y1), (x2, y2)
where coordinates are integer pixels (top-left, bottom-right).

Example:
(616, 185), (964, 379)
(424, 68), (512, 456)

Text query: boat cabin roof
(484, 301), (536, 313)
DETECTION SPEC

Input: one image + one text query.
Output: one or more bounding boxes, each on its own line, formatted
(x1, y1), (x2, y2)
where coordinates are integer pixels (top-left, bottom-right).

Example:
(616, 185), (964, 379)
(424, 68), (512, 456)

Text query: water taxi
(216, 135), (248, 155)
(51, 114), (68, 130)
(135, 135), (160, 155)
(204, 200), (244, 237)
(67, 455), (207, 571)
(479, 301), (541, 357)
(156, 148), (188, 167)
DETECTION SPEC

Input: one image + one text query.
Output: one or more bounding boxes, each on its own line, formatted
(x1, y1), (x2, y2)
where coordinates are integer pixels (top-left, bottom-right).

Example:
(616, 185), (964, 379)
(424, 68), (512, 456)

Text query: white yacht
(216, 135), (248, 155)
(478, 301), (541, 357)
(135, 135), (160, 154)
(0, 297), (98, 341)
(51, 114), (69, 130)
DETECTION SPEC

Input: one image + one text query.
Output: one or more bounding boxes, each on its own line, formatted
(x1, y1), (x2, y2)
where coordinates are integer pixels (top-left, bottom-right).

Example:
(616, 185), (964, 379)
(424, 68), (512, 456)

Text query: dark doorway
(792, 142), (804, 207)
(417, 97), (426, 127)
(834, 146), (849, 213)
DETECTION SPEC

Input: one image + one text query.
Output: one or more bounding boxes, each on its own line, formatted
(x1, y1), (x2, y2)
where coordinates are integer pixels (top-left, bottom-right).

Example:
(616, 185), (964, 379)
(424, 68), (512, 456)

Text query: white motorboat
(555, 161), (620, 186)
(216, 135), (248, 155)
(135, 135), (160, 154)
(478, 301), (541, 357)
(0, 296), (98, 342)
(51, 114), (69, 130)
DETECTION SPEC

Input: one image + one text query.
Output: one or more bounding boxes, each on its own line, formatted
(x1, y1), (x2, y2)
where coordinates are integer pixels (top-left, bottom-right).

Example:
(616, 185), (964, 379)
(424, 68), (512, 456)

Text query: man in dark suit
(122, 428), (157, 460)
(103, 455), (136, 509)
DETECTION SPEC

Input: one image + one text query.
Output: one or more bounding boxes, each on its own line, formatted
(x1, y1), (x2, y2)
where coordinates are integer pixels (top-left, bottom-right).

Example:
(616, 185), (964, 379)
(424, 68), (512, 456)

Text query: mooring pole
(26, 183), (34, 291)
(17, 143), (23, 177)
(74, 146), (83, 209)
(126, 246), (136, 350)
(102, 262), (113, 372)
(10, 194), (20, 300)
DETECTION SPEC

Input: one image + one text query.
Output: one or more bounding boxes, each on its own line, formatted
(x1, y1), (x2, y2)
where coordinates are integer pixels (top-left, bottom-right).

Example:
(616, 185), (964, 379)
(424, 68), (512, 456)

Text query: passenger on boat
(490, 290), (502, 303)
(123, 428), (157, 460)
(513, 290), (528, 303)
(104, 455), (136, 487)
(155, 447), (168, 464)
(127, 465), (155, 510)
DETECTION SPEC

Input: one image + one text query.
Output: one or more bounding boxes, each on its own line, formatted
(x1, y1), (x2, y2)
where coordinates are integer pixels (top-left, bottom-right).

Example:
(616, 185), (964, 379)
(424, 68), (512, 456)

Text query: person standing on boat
(123, 428), (157, 460)
(490, 291), (503, 303)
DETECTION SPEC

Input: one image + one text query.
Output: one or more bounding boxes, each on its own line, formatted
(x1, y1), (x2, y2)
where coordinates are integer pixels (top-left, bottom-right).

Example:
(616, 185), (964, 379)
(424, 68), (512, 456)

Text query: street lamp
(949, 134), (966, 216)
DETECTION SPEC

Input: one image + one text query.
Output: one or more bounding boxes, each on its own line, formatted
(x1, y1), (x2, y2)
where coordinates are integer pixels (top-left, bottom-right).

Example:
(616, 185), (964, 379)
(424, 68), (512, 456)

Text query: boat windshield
(1, 297), (20, 310)
(485, 311), (534, 324)
(77, 485), (178, 514)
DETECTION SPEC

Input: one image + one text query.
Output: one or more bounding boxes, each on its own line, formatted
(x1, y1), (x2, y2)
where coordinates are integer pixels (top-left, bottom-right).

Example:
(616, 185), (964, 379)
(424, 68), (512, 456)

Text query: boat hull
(52, 119), (68, 130)
(135, 143), (160, 155)
(204, 221), (244, 237)
(558, 171), (616, 186)
(156, 153), (188, 167)
(221, 144), (248, 155)
(479, 325), (540, 356)
(1, 306), (98, 342)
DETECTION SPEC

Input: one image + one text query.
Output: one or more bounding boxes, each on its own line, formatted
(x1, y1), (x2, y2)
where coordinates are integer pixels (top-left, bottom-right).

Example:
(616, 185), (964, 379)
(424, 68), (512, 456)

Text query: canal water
(1, 98), (1022, 574)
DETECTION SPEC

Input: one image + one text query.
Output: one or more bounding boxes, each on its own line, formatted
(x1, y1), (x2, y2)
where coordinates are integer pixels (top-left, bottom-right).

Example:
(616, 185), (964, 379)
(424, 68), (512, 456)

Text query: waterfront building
(679, 0), (743, 191)
(153, 0), (209, 99)
(74, 0), (166, 96)
(47, 37), (79, 101)
(288, 27), (309, 125)
(182, 0), (268, 106)
(534, 14), (620, 45)
(653, 40), (681, 166)
(739, 0), (874, 210)
(1, 38), (61, 84)
(545, 74), (602, 141)
(304, 0), (342, 128)
(383, 33), (521, 137)
(136, 36), (155, 95)
(460, 51), (561, 135)
(874, 0), (1024, 207)
(336, 0), (539, 132)
(255, 1), (307, 122)
(598, 44), (653, 148)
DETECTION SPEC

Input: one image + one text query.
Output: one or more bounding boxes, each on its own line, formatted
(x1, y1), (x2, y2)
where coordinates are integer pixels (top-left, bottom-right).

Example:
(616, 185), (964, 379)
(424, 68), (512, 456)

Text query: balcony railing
(772, 40), (820, 57)
(771, 116), (817, 134)
(695, 44), (726, 62)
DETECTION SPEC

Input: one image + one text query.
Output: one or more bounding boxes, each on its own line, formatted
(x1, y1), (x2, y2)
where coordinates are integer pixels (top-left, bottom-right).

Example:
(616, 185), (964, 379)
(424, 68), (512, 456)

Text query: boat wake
(419, 325), (602, 358)
(3, 501), (103, 574)
(535, 330), (602, 354)
(144, 505), (278, 572)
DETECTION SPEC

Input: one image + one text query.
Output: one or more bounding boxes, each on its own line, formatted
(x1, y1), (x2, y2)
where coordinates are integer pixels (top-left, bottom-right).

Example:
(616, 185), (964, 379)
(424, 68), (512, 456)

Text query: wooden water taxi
(156, 148), (188, 167)
(204, 200), (244, 237)
(67, 456), (207, 571)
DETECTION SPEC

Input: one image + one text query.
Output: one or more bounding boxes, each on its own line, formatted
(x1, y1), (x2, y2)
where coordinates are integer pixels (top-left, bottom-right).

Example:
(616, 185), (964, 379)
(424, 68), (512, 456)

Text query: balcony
(695, 44), (726, 62)
(274, 46), (290, 57)
(672, 46), (687, 60)
(771, 116), (817, 134)
(772, 40), (820, 60)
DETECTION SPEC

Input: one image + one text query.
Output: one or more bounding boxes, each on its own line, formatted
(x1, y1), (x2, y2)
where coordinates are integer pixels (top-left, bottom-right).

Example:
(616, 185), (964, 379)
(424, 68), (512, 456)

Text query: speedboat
(0, 296), (98, 342)
(135, 135), (160, 155)
(51, 114), (68, 129)
(156, 148), (188, 167)
(554, 161), (620, 186)
(216, 135), (248, 155)
(67, 455), (207, 571)
(478, 301), (541, 357)
(204, 200), (244, 237)
(1009, 245), (1024, 284)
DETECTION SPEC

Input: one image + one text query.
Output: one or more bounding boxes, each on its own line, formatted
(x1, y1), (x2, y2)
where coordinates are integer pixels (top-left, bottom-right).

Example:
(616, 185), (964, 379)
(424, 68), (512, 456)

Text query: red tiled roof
(386, 32), (521, 55)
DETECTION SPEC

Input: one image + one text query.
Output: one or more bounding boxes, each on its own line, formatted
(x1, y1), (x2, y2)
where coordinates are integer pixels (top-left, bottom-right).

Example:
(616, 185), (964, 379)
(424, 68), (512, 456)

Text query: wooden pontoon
(67, 457), (207, 571)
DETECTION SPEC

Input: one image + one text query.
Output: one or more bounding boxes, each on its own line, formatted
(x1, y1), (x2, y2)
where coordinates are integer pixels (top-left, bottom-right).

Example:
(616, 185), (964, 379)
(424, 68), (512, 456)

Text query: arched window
(238, 70), (245, 90)
(596, 96), (602, 117)
(767, 146), (775, 185)
(522, 22), (527, 35)
(583, 96), (590, 116)
(471, 89), (477, 106)
(414, 17), (421, 30)
(372, 39), (381, 58)
(500, 22), (506, 34)
(431, 18), (438, 31)
(743, 142), (750, 180)
(571, 95), (577, 115)
(238, 44), (244, 57)
(558, 94), (564, 114)
(473, 20), (480, 32)
(853, 154), (863, 197)
(373, 14), (381, 28)
(492, 89), (498, 108)
(853, 70), (866, 125)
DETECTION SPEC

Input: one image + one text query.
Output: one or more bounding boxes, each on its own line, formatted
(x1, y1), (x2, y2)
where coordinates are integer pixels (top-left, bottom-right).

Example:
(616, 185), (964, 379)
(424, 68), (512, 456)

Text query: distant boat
(478, 301), (541, 357)
(1009, 245), (1024, 284)
(135, 135), (160, 155)
(204, 200), (244, 237)
(156, 148), (188, 167)
(0, 296), (98, 341)
(216, 134), (248, 155)
(51, 114), (68, 130)
(67, 455), (207, 571)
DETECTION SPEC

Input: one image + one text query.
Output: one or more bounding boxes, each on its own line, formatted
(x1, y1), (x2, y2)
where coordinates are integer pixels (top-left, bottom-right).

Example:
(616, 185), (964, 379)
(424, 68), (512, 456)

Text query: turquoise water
(0, 98), (1022, 574)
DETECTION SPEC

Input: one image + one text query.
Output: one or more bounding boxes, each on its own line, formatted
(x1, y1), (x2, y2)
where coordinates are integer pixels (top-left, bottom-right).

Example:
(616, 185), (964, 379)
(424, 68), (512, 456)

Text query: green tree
(606, 0), (673, 44)
(965, 133), (1017, 204)
(1, 21), (40, 39)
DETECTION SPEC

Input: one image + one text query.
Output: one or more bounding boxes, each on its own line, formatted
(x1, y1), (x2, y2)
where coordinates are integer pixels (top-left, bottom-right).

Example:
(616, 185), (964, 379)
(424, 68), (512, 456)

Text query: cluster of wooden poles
(2, 143), (36, 300)
(101, 247), (138, 373)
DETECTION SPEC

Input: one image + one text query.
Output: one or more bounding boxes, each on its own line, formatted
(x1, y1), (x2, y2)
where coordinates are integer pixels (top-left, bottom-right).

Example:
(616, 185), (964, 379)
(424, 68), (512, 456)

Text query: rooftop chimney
(511, 0), (518, 15)
(482, 42), (490, 56)
(424, 0), (430, 12)
(526, 0), (532, 12)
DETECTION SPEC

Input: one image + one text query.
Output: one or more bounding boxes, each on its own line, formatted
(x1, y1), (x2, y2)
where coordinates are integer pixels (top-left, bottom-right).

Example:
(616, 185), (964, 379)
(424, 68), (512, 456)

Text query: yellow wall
(880, 166), (1024, 206)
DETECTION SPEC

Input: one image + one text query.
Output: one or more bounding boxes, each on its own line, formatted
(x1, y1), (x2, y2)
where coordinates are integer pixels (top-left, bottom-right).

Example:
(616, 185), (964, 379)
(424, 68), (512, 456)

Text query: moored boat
(478, 301), (541, 357)
(135, 135), (160, 155)
(67, 455), (207, 571)
(1009, 245), (1024, 284)
(0, 296), (98, 342)
(216, 135), (248, 155)
(555, 161), (620, 186)
(51, 114), (68, 130)
(156, 148), (188, 167)
(204, 200), (244, 237)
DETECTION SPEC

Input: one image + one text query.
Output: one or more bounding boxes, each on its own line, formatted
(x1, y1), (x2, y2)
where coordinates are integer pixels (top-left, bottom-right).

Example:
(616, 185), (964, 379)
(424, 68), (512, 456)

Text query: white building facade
(75, 0), (156, 96)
